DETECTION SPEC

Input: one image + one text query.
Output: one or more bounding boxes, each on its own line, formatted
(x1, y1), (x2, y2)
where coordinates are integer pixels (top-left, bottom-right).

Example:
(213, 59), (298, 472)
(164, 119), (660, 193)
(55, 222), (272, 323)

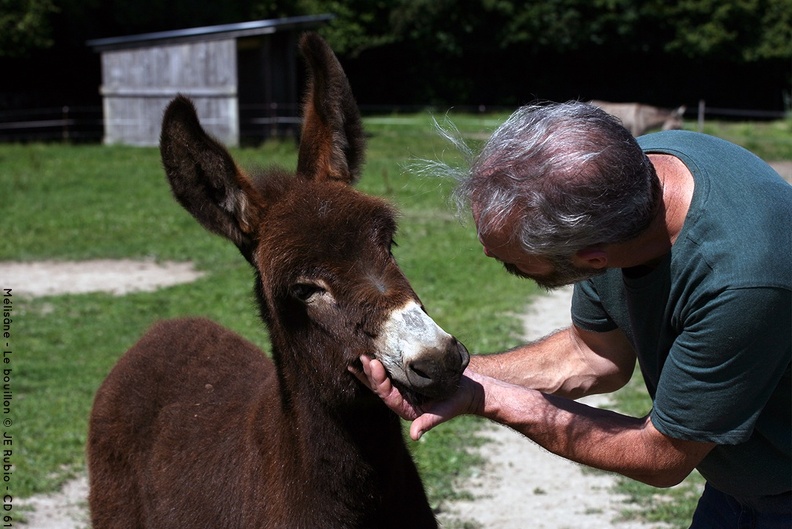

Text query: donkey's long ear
(296, 33), (365, 184)
(160, 96), (261, 254)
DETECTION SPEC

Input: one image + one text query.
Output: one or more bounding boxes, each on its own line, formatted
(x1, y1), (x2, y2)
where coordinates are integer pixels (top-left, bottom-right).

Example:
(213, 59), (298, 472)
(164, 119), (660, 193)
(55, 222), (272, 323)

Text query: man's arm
(355, 357), (714, 488)
(469, 373), (715, 487)
(470, 324), (637, 399)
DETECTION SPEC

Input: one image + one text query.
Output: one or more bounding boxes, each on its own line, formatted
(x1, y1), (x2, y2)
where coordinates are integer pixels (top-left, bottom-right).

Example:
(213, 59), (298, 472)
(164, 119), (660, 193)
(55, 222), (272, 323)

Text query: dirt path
(5, 259), (203, 529)
(20, 477), (89, 529)
(437, 287), (669, 529)
(1, 259), (204, 297)
(769, 160), (792, 183)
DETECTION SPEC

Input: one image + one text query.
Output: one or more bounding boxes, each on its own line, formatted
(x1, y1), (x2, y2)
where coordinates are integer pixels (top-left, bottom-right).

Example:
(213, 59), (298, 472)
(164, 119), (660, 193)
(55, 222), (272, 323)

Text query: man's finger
(349, 364), (369, 388)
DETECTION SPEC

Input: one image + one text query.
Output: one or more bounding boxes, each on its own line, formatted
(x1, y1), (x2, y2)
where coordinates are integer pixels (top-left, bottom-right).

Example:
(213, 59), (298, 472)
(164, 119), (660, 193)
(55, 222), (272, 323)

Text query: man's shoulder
(637, 130), (726, 150)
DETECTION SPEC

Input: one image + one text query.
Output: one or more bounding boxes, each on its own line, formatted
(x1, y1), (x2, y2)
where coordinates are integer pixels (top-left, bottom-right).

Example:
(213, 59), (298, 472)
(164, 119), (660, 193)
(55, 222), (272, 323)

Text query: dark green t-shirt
(571, 131), (791, 498)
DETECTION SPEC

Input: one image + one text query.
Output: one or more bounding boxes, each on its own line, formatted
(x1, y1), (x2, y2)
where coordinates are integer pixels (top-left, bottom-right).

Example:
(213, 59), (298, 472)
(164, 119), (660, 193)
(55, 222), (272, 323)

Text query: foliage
(302, 0), (399, 56)
(661, 0), (792, 61)
(5, 0), (790, 64)
(321, 0), (792, 63)
(2, 0), (789, 110)
(0, 0), (57, 57)
(314, 0), (790, 106)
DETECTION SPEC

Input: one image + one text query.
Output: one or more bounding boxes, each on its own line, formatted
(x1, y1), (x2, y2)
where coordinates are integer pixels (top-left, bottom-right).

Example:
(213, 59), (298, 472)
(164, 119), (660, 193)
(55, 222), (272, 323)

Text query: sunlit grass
(1, 113), (533, 505)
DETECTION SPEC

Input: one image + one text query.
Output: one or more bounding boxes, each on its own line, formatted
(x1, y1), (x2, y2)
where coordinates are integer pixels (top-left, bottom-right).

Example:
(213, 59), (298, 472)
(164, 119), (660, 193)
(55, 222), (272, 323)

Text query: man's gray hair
(441, 101), (661, 258)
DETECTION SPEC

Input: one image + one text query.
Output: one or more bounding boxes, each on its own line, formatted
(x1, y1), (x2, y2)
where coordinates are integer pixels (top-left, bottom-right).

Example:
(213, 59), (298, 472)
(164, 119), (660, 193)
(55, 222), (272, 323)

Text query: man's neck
(652, 153), (695, 245)
(605, 154), (694, 270)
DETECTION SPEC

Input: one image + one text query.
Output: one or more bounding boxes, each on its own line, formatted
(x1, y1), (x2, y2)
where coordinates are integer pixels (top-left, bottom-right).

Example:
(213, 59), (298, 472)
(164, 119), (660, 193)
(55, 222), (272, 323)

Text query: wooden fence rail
(0, 106), (104, 143)
(0, 103), (788, 144)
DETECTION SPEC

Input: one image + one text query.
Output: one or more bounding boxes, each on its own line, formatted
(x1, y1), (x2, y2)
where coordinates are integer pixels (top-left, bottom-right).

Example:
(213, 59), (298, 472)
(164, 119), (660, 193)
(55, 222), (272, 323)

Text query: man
(353, 101), (791, 527)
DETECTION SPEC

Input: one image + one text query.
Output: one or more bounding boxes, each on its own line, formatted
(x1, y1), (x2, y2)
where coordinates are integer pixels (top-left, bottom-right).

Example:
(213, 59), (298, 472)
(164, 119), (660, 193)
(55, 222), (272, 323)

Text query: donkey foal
(87, 33), (469, 529)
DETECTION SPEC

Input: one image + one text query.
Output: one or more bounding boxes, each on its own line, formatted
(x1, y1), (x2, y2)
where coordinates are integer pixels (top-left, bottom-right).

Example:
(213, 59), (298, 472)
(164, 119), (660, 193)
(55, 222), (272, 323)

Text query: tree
(1, 0), (788, 109)
(661, 0), (792, 61)
(0, 0), (58, 57)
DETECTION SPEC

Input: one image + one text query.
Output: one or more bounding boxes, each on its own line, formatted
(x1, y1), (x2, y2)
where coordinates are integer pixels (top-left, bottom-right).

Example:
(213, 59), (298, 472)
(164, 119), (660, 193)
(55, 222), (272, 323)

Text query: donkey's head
(159, 33), (469, 402)
(661, 105), (686, 131)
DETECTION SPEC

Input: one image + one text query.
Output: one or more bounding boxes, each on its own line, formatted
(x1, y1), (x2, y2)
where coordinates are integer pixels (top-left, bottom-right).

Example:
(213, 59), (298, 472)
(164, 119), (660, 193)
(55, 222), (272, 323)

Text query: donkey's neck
(267, 336), (406, 468)
(254, 339), (407, 525)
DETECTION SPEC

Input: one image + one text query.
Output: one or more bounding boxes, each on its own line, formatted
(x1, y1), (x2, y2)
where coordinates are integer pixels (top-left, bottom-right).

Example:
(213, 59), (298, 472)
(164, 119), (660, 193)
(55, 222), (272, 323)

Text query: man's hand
(350, 355), (424, 420)
(350, 355), (485, 440)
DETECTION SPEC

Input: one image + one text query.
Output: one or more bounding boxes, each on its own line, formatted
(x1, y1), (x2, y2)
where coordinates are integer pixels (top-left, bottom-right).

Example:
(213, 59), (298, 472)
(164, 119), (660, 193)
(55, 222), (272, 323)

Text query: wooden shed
(87, 15), (332, 146)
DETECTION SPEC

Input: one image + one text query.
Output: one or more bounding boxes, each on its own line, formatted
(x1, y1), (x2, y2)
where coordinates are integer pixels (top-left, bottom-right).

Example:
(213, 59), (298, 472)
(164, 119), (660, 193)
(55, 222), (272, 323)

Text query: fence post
(697, 100), (705, 132)
(62, 106), (70, 141)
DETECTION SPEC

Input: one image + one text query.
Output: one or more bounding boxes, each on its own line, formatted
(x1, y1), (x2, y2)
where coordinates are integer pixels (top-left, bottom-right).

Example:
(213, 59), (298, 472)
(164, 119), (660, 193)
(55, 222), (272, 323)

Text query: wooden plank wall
(100, 39), (239, 146)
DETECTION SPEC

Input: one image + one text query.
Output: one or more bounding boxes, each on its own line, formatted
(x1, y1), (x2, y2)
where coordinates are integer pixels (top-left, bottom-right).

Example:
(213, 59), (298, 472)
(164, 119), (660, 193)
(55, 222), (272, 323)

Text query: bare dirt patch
(20, 477), (89, 529)
(769, 160), (792, 183)
(2, 259), (204, 297)
(438, 287), (671, 529)
(4, 258), (204, 528)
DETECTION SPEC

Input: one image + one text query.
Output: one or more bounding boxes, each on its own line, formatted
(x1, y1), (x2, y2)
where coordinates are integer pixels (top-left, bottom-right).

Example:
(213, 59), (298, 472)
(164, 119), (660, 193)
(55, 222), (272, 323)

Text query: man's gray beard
(502, 258), (606, 290)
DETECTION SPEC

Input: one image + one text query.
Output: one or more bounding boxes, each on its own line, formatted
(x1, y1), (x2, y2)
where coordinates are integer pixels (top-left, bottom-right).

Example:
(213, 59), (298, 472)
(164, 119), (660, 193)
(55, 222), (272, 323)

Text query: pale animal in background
(590, 100), (686, 136)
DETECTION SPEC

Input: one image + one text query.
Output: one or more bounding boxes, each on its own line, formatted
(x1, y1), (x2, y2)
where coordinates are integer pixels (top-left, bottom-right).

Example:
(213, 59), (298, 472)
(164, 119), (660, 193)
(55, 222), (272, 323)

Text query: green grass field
(2, 113), (790, 526)
(2, 113), (535, 510)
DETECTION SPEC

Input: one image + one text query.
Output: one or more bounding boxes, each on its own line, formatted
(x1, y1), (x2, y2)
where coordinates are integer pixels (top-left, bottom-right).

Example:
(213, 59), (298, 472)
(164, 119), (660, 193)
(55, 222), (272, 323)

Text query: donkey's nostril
(455, 340), (470, 370)
(408, 360), (433, 381)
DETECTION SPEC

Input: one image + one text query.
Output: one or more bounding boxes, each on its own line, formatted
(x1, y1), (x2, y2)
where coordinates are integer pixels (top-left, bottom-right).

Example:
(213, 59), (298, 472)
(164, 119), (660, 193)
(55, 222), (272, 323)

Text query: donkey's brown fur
(87, 33), (468, 529)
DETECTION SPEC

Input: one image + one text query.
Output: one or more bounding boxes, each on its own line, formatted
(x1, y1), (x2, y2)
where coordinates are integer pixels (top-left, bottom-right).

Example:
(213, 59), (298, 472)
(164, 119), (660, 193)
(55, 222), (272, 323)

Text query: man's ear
(574, 246), (609, 269)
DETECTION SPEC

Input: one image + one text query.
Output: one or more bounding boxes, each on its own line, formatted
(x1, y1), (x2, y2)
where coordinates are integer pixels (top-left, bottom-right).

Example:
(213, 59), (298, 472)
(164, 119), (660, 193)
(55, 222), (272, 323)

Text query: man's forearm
(476, 375), (714, 487)
(469, 327), (609, 398)
(357, 354), (713, 488)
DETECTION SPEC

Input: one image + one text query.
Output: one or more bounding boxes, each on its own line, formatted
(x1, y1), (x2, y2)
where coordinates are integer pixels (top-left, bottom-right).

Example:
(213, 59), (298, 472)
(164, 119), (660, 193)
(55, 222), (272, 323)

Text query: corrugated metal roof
(87, 14), (333, 51)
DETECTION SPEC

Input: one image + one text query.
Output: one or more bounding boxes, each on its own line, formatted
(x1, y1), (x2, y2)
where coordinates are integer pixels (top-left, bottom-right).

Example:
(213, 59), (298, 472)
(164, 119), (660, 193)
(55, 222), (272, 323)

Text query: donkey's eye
(292, 283), (325, 302)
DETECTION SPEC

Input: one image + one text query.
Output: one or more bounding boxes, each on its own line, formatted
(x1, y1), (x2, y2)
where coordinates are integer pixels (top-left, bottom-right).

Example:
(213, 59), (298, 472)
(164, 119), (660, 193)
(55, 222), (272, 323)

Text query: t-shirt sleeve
(571, 279), (619, 332)
(650, 286), (791, 445)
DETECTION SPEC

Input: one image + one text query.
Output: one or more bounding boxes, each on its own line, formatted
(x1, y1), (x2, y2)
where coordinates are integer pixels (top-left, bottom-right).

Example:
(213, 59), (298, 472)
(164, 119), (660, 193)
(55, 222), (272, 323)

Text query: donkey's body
(88, 33), (468, 529)
(590, 100), (685, 136)
(90, 318), (432, 527)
